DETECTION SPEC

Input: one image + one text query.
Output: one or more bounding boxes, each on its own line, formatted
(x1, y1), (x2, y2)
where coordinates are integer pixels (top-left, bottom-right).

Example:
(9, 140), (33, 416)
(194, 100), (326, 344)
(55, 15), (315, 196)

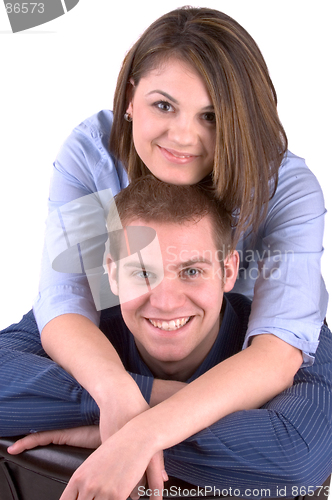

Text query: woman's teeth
(149, 317), (191, 331)
(172, 152), (192, 158)
(164, 148), (194, 159)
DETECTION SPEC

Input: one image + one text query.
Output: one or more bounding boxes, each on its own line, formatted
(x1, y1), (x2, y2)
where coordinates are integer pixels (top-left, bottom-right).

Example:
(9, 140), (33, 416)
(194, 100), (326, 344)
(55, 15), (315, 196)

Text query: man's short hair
(107, 176), (235, 263)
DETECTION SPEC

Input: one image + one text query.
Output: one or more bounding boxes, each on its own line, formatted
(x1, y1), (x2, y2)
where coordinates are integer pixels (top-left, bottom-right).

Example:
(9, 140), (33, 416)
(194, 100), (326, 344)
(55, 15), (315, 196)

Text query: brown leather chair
(0, 436), (92, 500)
(0, 436), (330, 500)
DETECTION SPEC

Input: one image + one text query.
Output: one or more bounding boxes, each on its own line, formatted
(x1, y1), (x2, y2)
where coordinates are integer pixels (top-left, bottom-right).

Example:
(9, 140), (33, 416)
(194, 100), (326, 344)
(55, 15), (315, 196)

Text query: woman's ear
(126, 78), (135, 116)
(223, 251), (239, 292)
(106, 254), (119, 296)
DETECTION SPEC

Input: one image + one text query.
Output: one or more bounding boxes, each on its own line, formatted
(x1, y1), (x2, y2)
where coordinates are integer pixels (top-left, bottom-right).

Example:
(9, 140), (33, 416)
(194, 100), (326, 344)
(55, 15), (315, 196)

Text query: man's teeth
(149, 317), (191, 331)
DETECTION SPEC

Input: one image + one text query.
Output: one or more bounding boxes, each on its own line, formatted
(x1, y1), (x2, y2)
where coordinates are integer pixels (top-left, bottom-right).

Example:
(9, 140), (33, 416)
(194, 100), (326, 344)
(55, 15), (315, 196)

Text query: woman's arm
(41, 314), (150, 441)
(237, 152), (327, 366)
(34, 111), (145, 441)
(126, 334), (303, 451)
(48, 333), (302, 500)
(6, 332), (304, 500)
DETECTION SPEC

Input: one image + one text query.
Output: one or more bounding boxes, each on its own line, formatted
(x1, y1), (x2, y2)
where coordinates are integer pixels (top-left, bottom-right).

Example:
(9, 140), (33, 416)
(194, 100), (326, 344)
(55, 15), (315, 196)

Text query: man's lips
(148, 316), (192, 331)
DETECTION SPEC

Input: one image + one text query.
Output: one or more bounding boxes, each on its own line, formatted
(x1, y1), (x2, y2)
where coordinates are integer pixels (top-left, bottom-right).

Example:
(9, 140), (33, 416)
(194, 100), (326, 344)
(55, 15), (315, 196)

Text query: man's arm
(9, 334), (302, 456)
(150, 379), (187, 407)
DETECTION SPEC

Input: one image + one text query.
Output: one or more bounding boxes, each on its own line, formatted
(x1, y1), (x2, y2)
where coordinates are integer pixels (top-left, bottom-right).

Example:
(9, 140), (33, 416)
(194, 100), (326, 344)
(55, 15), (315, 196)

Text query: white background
(0, 0), (332, 328)
(0, 2), (331, 325)
(0, 1), (331, 496)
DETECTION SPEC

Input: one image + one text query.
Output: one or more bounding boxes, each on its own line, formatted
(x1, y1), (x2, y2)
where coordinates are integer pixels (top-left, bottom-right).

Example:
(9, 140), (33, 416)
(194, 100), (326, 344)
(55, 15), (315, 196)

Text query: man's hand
(7, 426), (101, 455)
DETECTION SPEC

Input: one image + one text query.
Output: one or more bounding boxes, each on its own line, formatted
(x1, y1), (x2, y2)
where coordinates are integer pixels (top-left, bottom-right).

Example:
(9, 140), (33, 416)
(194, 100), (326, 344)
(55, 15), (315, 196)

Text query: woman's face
(126, 57), (216, 185)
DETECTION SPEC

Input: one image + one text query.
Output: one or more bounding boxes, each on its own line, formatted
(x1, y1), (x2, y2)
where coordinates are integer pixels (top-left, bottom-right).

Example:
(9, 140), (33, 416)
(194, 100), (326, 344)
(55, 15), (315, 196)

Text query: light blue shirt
(33, 110), (328, 366)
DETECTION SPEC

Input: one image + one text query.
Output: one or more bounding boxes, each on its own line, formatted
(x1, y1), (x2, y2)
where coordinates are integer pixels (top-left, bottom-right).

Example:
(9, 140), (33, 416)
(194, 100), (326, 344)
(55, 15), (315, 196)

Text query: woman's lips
(158, 146), (199, 164)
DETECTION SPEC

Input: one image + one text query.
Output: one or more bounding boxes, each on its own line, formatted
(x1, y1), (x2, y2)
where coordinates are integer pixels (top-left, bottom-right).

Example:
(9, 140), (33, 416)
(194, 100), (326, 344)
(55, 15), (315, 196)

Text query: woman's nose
(167, 115), (198, 147)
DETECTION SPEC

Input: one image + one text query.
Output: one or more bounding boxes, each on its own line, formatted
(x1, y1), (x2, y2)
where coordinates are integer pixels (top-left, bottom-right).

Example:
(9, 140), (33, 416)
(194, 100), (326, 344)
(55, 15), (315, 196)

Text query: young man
(2, 177), (332, 500)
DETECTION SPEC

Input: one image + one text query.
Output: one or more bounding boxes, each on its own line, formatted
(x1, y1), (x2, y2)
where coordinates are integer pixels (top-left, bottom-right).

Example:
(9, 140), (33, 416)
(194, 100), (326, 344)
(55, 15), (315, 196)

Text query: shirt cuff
(33, 285), (101, 333)
(80, 389), (100, 425)
(243, 323), (320, 367)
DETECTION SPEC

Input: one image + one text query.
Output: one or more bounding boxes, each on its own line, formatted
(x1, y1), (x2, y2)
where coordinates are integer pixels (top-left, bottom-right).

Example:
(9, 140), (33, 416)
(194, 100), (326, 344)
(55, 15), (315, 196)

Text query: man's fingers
(130, 473), (147, 500)
(146, 451), (165, 500)
(7, 426), (101, 455)
(7, 431), (54, 454)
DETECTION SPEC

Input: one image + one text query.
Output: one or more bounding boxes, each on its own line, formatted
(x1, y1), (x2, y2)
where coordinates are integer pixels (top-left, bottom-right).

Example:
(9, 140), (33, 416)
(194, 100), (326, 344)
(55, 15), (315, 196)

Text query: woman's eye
(202, 112), (216, 123)
(154, 101), (173, 112)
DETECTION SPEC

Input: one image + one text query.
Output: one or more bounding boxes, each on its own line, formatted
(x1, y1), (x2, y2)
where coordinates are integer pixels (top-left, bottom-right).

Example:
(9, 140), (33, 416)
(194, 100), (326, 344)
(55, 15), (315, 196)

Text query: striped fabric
(0, 293), (331, 497)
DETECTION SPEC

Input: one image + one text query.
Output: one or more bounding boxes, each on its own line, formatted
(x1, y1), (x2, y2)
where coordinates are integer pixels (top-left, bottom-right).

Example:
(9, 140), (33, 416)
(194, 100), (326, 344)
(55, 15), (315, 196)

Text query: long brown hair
(110, 6), (287, 237)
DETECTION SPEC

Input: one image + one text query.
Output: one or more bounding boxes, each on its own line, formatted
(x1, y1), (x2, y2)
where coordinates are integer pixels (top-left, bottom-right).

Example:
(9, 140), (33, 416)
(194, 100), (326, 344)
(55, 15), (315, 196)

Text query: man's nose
(149, 276), (186, 311)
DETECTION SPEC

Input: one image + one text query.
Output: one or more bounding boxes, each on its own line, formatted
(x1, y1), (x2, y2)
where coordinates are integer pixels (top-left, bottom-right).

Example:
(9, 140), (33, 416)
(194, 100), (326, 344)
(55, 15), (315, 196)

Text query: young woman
(2, 6), (329, 500)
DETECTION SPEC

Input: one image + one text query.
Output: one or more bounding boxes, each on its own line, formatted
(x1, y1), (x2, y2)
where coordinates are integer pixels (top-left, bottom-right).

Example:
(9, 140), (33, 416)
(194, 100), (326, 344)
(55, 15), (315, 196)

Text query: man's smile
(148, 316), (192, 331)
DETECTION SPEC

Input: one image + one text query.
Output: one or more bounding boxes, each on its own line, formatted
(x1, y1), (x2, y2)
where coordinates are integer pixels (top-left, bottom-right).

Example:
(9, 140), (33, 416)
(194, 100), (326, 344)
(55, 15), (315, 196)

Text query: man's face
(108, 216), (238, 381)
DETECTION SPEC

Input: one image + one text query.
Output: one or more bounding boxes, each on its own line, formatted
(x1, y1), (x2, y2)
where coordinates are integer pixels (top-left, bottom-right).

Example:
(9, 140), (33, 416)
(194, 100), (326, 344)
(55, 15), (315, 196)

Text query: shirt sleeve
(33, 110), (128, 333)
(233, 151), (328, 366)
(0, 310), (153, 435)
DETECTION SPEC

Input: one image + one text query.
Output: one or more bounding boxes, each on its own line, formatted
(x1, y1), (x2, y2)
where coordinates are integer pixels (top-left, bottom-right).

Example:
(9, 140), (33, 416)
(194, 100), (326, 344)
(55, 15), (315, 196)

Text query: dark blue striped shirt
(0, 293), (331, 496)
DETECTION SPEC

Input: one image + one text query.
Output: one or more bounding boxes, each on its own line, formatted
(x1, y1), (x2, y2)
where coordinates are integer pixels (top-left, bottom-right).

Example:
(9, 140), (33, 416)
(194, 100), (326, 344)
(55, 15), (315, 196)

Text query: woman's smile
(157, 145), (200, 165)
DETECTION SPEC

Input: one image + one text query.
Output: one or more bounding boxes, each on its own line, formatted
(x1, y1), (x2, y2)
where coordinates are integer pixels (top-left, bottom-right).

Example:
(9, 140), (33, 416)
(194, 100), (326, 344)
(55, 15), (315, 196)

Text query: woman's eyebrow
(146, 90), (214, 111)
(147, 90), (179, 104)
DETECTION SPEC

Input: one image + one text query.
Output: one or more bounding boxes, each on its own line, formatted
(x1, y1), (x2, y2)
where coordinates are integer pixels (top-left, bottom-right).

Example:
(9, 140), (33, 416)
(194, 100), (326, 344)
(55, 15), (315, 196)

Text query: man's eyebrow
(146, 90), (214, 111)
(123, 261), (145, 268)
(122, 260), (155, 270)
(179, 257), (213, 268)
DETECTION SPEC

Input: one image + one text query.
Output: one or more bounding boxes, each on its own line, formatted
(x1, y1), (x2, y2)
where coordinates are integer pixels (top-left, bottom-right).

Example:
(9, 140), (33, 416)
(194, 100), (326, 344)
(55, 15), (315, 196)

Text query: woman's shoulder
(279, 150), (320, 184)
(52, 109), (127, 198)
(261, 149), (326, 233)
(274, 149), (324, 204)
(74, 110), (114, 137)
(57, 110), (114, 157)
(69, 110), (114, 154)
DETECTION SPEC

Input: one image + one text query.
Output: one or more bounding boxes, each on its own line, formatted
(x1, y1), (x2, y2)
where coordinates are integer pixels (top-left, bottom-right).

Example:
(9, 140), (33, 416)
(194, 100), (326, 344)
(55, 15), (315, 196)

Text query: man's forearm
(150, 380), (187, 407)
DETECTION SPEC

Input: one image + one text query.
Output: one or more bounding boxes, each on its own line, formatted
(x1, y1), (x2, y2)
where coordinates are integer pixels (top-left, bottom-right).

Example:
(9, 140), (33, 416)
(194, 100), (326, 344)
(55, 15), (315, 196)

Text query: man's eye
(136, 270), (151, 279)
(154, 101), (173, 112)
(182, 268), (202, 279)
(132, 270), (157, 282)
